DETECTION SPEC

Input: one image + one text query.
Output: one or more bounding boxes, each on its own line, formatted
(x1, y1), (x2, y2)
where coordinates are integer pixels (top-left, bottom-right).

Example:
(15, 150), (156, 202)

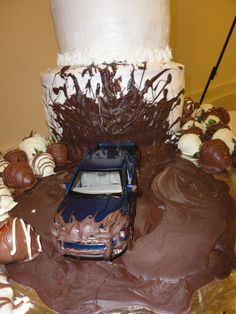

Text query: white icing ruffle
(57, 47), (172, 67)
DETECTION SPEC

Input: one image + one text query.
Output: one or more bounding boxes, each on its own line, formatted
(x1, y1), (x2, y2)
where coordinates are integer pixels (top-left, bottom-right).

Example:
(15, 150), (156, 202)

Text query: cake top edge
(50, 0), (172, 66)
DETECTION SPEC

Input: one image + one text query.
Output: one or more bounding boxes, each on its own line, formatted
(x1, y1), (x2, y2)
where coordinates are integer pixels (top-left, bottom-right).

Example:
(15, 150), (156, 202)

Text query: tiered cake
(41, 0), (185, 156)
(3, 1), (236, 314)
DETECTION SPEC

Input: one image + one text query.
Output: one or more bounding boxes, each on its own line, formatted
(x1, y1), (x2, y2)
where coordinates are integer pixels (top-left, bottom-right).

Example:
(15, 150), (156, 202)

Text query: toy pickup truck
(51, 143), (139, 260)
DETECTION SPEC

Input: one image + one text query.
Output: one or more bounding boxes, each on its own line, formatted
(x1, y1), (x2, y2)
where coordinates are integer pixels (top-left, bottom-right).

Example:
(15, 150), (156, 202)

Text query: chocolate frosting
(5, 147), (236, 314)
(123, 158), (235, 281)
(53, 209), (129, 259)
(45, 64), (184, 157)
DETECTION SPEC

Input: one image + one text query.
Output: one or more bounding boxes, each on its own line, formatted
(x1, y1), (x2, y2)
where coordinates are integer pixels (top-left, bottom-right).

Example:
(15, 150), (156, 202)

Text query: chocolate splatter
(44, 64), (184, 157)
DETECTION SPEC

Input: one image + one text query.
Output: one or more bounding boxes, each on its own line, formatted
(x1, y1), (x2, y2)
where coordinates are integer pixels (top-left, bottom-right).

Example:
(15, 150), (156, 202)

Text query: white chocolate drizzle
(36, 235), (42, 252)
(0, 178), (17, 220)
(0, 272), (33, 313)
(32, 153), (55, 177)
(0, 158), (9, 174)
(10, 218), (17, 256)
(10, 218), (42, 260)
(20, 220), (32, 260)
(0, 273), (14, 313)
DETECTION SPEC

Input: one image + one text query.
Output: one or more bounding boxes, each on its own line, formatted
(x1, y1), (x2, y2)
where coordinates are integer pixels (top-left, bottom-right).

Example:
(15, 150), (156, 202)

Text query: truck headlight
(119, 227), (128, 241)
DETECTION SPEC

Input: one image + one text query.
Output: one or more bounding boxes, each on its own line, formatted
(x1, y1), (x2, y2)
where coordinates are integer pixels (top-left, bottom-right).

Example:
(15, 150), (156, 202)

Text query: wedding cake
(41, 0), (185, 156)
(3, 2), (236, 314)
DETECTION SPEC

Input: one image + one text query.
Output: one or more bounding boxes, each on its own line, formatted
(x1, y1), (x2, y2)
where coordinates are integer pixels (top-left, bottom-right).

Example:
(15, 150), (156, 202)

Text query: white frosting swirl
(57, 47), (172, 67)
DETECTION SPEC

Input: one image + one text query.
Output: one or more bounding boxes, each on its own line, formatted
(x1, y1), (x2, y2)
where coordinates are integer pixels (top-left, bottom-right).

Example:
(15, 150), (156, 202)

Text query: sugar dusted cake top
(50, 0), (172, 66)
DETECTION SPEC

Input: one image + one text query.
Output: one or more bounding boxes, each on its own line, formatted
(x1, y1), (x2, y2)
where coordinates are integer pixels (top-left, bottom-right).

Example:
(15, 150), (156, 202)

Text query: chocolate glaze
(4, 149), (28, 163)
(232, 149), (236, 166)
(182, 126), (203, 138)
(197, 107), (230, 125)
(6, 146), (236, 314)
(182, 98), (199, 123)
(2, 162), (37, 195)
(214, 107), (230, 125)
(0, 217), (41, 264)
(199, 139), (232, 173)
(201, 107), (230, 125)
(53, 209), (129, 259)
(45, 64), (184, 157)
(204, 122), (228, 141)
(46, 143), (68, 166)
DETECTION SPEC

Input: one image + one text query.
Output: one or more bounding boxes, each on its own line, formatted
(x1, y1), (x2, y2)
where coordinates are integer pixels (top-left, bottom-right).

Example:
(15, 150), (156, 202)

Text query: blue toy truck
(51, 143), (139, 260)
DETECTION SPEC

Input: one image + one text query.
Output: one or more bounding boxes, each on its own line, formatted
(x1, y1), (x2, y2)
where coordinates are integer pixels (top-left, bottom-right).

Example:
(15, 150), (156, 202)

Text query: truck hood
(59, 195), (127, 223)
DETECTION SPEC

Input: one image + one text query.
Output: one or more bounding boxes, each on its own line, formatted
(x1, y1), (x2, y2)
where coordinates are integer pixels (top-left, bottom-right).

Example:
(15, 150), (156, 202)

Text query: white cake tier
(41, 62), (184, 154)
(50, 0), (172, 66)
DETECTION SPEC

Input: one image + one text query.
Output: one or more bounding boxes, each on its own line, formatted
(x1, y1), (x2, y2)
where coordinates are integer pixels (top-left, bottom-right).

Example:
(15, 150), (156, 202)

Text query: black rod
(200, 16), (236, 104)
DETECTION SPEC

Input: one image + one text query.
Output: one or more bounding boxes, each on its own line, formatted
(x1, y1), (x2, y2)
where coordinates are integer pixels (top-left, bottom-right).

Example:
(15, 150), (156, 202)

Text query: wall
(0, 0), (58, 151)
(0, 0), (235, 152)
(170, 0), (236, 106)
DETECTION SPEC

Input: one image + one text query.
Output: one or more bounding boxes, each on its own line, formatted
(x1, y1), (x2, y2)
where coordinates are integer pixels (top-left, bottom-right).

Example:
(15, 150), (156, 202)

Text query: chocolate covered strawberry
(46, 137), (68, 166)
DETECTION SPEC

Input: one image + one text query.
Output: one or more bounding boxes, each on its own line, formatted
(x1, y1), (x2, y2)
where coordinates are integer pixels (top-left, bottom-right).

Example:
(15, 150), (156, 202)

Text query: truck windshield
(70, 170), (123, 195)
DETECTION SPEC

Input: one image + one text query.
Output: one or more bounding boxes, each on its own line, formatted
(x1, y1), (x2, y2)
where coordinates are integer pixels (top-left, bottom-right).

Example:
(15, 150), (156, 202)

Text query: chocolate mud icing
(44, 64), (184, 157)
(53, 208), (129, 259)
(123, 158), (236, 281)
(6, 145), (236, 314)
